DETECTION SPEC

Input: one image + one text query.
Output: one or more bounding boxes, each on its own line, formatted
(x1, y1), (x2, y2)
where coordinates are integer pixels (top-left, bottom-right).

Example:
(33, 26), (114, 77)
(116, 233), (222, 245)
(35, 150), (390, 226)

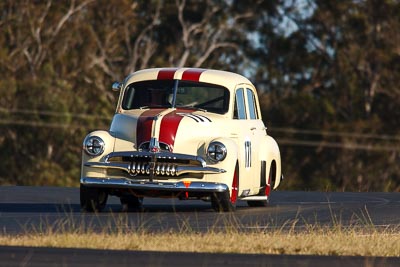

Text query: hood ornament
(149, 137), (161, 153)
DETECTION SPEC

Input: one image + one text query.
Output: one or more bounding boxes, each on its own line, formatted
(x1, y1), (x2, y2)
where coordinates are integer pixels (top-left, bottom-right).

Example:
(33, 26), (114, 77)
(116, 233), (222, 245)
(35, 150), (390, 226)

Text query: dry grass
(1, 205), (398, 256)
(1, 219), (399, 256)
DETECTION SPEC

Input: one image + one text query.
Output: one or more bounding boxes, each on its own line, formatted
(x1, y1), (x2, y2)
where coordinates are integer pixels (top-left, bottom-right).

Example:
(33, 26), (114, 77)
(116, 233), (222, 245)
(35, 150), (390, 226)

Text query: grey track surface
(0, 186), (399, 266)
(1, 186), (399, 234)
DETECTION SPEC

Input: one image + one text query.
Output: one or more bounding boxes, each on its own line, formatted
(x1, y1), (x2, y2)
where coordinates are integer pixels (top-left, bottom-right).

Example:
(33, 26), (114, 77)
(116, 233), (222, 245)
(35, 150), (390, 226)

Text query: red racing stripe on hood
(136, 109), (164, 147)
(159, 109), (194, 151)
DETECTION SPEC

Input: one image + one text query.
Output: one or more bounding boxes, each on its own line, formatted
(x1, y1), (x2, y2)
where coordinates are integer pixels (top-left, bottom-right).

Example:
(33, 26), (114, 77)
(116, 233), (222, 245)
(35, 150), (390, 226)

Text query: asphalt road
(0, 186), (399, 266)
(1, 186), (399, 234)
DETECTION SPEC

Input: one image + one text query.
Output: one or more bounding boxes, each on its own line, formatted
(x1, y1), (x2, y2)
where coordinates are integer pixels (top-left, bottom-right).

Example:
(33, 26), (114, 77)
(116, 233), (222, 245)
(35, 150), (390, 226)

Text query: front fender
(81, 130), (116, 179)
(204, 138), (238, 192)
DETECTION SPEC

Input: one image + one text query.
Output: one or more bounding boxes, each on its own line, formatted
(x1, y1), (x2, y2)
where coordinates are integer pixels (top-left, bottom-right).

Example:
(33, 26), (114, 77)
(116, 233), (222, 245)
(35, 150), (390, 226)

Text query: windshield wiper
(139, 105), (172, 109)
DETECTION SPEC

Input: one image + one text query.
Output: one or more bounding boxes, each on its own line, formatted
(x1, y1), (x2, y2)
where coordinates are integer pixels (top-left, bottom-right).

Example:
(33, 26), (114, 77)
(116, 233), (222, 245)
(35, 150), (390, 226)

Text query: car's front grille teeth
(130, 162), (178, 176)
(108, 155), (198, 177)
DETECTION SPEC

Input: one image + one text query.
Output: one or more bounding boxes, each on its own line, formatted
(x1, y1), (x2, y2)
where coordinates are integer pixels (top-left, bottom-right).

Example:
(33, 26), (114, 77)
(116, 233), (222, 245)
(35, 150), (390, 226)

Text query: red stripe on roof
(182, 69), (206, 81)
(157, 68), (179, 80)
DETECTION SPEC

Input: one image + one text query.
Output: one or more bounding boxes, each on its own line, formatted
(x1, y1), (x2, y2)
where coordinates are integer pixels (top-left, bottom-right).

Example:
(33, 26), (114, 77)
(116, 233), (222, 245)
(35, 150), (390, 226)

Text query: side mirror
(112, 82), (123, 92)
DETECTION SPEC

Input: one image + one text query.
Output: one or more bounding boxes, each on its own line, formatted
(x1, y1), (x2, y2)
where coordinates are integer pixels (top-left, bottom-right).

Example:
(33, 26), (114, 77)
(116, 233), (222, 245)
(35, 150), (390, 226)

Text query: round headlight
(207, 141), (227, 162)
(83, 136), (105, 156)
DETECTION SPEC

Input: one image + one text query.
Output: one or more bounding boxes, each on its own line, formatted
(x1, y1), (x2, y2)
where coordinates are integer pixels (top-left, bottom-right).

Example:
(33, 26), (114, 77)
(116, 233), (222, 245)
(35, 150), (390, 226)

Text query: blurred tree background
(0, 0), (399, 191)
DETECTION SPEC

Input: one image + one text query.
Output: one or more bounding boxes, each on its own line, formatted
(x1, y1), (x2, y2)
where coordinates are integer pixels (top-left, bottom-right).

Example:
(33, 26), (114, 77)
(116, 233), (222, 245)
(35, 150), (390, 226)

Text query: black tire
(211, 163), (239, 212)
(80, 184), (108, 212)
(211, 191), (236, 212)
(120, 195), (144, 212)
(247, 198), (268, 207)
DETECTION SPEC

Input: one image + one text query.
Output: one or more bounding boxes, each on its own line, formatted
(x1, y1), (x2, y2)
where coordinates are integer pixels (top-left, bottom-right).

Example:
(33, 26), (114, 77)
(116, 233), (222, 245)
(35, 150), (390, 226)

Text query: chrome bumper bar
(81, 177), (229, 193)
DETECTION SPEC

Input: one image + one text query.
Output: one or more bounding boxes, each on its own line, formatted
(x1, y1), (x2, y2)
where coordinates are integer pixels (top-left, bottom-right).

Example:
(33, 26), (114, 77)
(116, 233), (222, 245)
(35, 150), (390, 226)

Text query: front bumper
(81, 177), (229, 194)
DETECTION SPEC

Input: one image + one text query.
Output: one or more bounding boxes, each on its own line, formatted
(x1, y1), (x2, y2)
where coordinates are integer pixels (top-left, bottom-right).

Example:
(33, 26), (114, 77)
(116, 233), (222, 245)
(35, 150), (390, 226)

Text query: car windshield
(122, 80), (230, 114)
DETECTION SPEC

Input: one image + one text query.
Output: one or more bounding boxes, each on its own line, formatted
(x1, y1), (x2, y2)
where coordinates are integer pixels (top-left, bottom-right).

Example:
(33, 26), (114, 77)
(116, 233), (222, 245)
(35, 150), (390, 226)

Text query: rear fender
(258, 135), (282, 189)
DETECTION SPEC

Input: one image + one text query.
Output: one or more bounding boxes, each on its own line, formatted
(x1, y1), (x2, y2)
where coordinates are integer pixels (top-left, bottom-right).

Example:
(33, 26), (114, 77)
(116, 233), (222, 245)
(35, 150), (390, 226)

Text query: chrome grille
(85, 151), (226, 178)
(106, 151), (203, 177)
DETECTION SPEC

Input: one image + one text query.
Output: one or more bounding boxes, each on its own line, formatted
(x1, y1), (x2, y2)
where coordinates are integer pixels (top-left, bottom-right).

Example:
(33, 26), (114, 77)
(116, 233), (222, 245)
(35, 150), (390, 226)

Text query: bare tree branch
(140, 37), (158, 69)
(87, 25), (119, 80)
(194, 43), (238, 68)
(13, 0), (95, 78)
(125, 2), (161, 73)
(52, 0), (95, 38)
(175, 0), (255, 68)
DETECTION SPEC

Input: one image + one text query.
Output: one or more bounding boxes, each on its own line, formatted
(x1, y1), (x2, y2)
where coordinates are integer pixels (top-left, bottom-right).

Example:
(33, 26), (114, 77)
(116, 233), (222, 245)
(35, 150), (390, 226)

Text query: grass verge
(1, 216), (399, 257)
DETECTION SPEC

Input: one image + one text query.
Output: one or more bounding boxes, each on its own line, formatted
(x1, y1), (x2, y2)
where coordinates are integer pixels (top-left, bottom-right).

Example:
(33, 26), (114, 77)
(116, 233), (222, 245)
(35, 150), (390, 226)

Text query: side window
(246, 88), (258, 120)
(234, 88), (246, 120)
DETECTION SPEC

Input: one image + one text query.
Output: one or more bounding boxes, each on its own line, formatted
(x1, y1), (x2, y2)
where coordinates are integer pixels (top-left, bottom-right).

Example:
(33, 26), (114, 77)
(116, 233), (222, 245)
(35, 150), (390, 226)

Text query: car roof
(123, 68), (253, 90)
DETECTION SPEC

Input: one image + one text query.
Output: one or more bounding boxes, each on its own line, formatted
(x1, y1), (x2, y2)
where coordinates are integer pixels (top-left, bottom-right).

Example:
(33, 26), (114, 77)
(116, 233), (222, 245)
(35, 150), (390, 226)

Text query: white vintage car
(80, 68), (282, 212)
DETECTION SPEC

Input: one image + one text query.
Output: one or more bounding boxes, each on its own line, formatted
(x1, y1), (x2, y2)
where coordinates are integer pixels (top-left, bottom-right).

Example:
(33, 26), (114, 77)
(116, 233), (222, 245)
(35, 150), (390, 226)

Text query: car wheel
(120, 195), (144, 212)
(80, 184), (108, 212)
(212, 163), (239, 212)
(247, 198), (269, 207)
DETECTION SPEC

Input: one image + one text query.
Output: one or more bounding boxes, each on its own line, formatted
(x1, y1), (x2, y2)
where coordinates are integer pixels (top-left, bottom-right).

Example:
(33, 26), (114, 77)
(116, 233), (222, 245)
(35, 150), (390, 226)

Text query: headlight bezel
(206, 141), (227, 163)
(83, 136), (105, 156)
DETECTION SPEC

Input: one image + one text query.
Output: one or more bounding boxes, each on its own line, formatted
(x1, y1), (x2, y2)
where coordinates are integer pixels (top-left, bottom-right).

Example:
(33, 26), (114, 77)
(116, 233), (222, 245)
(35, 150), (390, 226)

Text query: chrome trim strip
(81, 177), (229, 193)
(85, 162), (132, 172)
(240, 196), (268, 201)
(244, 140), (251, 168)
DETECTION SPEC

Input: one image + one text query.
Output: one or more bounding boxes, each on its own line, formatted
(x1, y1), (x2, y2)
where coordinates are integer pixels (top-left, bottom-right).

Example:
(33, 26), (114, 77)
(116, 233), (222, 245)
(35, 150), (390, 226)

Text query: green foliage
(0, 0), (399, 191)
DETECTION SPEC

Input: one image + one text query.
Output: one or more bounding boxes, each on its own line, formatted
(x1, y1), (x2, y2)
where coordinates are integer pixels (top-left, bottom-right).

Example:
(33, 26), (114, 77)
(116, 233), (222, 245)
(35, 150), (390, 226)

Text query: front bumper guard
(81, 177), (229, 193)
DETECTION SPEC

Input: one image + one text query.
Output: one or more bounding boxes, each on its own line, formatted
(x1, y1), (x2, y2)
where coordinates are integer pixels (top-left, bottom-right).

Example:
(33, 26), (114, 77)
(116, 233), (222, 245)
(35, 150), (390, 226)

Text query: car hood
(110, 108), (223, 152)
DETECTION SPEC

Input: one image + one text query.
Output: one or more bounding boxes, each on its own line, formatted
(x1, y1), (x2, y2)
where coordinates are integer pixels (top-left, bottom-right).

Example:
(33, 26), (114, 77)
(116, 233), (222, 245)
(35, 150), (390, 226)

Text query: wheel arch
(259, 135), (282, 190)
